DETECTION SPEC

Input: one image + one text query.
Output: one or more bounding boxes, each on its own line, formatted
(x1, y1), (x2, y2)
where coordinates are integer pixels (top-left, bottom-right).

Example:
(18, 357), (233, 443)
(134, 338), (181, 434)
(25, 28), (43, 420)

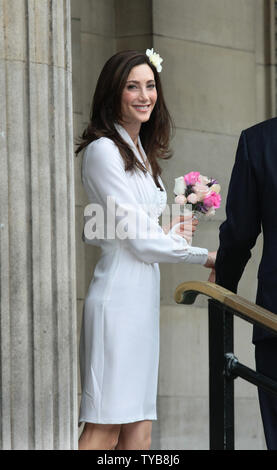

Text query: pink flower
(184, 171), (200, 186)
(175, 195), (187, 204)
(187, 193), (198, 204)
(193, 182), (210, 201)
(203, 191), (221, 209)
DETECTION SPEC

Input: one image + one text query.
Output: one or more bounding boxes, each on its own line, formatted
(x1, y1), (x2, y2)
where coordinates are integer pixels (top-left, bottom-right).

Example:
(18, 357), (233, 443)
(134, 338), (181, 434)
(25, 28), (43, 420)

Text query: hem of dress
(78, 414), (157, 426)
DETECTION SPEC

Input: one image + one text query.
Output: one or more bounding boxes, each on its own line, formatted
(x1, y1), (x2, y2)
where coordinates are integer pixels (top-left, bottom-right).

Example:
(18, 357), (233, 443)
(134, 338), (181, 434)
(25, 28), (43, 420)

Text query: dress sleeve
(82, 138), (208, 265)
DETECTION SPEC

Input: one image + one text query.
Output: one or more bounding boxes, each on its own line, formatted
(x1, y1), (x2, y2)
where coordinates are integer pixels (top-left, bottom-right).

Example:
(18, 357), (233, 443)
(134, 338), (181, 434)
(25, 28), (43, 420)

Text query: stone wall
(71, 0), (273, 450)
(153, 0), (271, 449)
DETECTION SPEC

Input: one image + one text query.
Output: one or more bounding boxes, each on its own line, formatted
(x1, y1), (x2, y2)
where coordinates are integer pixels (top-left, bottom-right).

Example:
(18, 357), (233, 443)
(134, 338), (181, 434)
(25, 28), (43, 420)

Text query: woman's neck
(119, 121), (141, 147)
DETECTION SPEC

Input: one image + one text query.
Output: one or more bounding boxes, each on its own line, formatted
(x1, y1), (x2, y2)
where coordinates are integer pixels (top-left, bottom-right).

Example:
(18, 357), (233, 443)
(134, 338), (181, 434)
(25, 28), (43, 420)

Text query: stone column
(0, 0), (77, 450)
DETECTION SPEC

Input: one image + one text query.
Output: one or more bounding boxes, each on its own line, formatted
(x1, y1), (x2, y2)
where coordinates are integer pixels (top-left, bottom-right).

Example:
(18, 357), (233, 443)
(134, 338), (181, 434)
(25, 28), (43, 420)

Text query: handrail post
(175, 281), (277, 449)
(208, 299), (234, 449)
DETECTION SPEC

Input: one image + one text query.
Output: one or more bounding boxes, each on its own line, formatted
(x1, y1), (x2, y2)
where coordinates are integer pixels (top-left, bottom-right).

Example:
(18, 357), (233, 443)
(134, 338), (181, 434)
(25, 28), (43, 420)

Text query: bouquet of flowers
(174, 171), (221, 218)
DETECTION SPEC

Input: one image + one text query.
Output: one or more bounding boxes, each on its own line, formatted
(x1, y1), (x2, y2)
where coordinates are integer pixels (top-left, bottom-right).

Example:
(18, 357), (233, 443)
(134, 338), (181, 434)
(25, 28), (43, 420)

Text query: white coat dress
(78, 123), (208, 425)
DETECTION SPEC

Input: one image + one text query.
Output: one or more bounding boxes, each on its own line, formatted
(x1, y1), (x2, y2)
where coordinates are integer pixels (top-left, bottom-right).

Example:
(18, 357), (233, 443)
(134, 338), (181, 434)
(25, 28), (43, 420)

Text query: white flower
(174, 176), (186, 195)
(198, 175), (210, 185)
(210, 183), (221, 194)
(205, 207), (216, 217)
(146, 48), (163, 73)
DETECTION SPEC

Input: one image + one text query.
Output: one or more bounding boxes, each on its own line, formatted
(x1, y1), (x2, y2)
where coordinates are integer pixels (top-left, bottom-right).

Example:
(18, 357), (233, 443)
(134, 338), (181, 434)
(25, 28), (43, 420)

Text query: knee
(108, 426), (121, 449)
(119, 431), (151, 450)
(134, 434), (151, 450)
(99, 424), (121, 449)
(79, 423), (121, 450)
(143, 434), (152, 450)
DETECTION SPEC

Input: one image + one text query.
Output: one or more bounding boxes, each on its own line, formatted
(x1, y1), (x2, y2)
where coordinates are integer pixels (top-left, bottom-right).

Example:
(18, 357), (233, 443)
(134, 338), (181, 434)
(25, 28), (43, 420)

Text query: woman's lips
(133, 105), (151, 112)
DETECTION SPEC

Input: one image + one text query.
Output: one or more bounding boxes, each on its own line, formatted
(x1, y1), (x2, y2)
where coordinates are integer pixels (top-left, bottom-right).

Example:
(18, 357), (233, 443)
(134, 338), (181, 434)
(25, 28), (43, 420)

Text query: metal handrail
(174, 280), (277, 450)
(175, 281), (277, 333)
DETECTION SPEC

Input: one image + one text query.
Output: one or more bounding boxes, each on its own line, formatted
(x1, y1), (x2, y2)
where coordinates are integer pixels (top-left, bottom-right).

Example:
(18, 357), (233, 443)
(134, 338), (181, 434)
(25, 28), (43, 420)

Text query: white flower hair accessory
(146, 48), (163, 73)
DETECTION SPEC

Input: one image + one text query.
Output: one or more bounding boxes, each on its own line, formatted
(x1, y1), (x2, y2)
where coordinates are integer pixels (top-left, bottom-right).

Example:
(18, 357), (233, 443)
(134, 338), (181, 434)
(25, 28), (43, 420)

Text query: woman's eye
(126, 84), (155, 90)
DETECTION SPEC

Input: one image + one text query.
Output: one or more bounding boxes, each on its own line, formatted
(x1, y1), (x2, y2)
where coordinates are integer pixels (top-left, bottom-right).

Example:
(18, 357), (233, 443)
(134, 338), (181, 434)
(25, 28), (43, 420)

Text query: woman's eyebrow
(126, 79), (156, 83)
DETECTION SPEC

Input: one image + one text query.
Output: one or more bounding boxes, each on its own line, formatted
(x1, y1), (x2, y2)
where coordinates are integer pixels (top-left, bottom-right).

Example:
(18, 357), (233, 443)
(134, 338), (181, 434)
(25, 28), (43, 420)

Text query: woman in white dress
(76, 50), (216, 450)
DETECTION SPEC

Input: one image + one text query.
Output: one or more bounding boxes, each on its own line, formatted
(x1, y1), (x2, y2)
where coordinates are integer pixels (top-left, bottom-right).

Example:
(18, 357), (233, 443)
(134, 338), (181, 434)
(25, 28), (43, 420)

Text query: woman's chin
(136, 113), (152, 123)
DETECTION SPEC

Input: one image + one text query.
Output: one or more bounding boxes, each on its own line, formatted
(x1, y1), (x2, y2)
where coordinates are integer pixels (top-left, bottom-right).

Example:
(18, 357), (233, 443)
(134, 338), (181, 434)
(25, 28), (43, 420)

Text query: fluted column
(0, 0), (77, 449)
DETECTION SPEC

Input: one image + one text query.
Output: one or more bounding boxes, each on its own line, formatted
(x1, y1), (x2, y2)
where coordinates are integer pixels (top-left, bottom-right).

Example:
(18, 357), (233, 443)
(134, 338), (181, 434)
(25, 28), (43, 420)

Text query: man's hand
(208, 268), (216, 283)
(204, 251), (217, 269)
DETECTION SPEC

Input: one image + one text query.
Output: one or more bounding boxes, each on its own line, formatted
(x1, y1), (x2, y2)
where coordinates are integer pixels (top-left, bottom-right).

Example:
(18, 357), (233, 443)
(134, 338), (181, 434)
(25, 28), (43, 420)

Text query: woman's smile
(132, 104), (151, 112)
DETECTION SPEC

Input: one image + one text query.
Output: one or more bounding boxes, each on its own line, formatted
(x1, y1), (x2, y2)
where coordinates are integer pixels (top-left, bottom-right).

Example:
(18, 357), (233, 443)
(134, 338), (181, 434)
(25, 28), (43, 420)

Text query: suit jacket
(215, 117), (277, 343)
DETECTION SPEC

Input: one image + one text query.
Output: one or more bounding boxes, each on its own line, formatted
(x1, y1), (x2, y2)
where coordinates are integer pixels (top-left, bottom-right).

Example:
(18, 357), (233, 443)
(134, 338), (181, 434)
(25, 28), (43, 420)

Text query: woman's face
(120, 64), (157, 127)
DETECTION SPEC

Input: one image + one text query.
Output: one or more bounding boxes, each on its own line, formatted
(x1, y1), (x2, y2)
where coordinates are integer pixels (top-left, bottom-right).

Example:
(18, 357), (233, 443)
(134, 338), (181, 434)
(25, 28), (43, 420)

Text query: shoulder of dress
(86, 136), (118, 154)
(84, 137), (121, 162)
(84, 136), (124, 171)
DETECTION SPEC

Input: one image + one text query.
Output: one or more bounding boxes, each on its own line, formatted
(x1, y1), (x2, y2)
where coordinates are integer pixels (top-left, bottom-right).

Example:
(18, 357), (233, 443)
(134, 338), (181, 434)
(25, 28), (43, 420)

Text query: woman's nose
(138, 87), (149, 101)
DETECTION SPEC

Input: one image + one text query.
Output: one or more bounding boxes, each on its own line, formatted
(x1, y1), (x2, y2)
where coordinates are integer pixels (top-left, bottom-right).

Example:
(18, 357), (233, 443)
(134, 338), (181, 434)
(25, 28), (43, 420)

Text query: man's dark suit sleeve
(215, 130), (262, 293)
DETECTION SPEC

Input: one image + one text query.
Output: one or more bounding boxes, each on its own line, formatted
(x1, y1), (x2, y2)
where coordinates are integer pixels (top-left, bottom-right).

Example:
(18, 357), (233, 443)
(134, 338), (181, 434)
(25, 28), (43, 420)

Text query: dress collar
(114, 122), (152, 174)
(113, 123), (166, 193)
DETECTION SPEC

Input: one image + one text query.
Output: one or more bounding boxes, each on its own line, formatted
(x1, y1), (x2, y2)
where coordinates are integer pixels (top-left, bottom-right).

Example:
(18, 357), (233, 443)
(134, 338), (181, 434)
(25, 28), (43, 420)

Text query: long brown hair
(75, 50), (174, 189)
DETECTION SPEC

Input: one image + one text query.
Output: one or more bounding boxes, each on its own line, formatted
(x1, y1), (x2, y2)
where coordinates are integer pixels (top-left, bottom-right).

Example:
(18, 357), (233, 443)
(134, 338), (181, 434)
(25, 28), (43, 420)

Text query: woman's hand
(204, 251), (217, 269)
(163, 214), (198, 243)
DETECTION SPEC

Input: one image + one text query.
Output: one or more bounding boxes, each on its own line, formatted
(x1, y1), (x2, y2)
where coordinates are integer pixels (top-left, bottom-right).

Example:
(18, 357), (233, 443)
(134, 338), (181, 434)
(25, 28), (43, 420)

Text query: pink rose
(184, 171), (200, 186)
(203, 191), (221, 209)
(193, 182), (210, 201)
(187, 193), (198, 204)
(175, 195), (187, 204)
